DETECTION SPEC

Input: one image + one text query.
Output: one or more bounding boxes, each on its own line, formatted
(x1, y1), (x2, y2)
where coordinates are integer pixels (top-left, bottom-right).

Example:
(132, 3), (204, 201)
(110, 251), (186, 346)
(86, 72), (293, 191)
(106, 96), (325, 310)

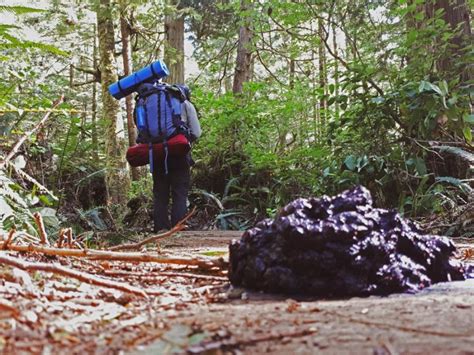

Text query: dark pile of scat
(229, 186), (472, 297)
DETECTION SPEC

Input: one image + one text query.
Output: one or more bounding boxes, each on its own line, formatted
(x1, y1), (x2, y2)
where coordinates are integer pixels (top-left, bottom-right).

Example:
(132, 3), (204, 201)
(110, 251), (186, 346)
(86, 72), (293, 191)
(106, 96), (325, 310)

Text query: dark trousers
(152, 164), (190, 231)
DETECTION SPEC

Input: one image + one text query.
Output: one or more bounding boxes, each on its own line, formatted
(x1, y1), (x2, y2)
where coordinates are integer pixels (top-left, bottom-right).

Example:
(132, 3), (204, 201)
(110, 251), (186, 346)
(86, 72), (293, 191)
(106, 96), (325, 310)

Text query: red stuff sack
(126, 134), (190, 167)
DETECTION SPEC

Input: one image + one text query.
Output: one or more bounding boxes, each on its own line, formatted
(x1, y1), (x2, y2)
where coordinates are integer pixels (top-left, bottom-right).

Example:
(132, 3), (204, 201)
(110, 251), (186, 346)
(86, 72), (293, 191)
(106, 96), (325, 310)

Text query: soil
(1, 231), (473, 354)
(149, 231), (474, 354)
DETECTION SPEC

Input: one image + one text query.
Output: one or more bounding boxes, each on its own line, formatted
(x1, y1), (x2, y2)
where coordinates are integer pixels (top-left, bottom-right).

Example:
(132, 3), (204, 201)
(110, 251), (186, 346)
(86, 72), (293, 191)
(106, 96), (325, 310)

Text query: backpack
(134, 82), (189, 173)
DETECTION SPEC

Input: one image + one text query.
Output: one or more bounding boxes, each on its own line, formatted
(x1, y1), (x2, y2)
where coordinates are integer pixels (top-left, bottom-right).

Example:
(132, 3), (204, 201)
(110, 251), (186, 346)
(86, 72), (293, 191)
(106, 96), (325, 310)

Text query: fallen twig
(3, 228), (16, 249)
(66, 228), (73, 248)
(0, 252), (148, 298)
(102, 270), (228, 281)
(0, 242), (225, 270)
(0, 299), (20, 319)
(57, 228), (66, 248)
(455, 248), (474, 261)
(16, 231), (41, 245)
(33, 212), (49, 246)
(110, 208), (196, 251)
(0, 96), (64, 171)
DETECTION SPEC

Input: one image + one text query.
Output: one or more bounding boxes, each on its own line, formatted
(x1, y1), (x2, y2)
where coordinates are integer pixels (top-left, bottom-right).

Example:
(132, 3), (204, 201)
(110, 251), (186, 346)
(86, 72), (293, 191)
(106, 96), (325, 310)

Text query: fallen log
(0, 242), (225, 269)
(0, 252), (148, 298)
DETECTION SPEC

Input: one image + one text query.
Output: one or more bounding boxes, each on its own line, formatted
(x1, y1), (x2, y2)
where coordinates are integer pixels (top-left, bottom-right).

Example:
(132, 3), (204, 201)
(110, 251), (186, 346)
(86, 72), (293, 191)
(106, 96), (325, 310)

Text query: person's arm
(182, 101), (201, 140)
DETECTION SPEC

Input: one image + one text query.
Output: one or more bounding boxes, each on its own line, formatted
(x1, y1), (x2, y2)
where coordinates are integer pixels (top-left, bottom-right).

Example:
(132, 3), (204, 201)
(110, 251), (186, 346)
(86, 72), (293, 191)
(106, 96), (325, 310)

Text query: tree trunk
(164, 0), (185, 84)
(318, 17), (327, 136)
(429, 0), (472, 82)
(91, 24), (99, 161)
(119, 1), (139, 181)
(332, 22), (339, 121)
(97, 0), (130, 208)
(232, 0), (253, 95)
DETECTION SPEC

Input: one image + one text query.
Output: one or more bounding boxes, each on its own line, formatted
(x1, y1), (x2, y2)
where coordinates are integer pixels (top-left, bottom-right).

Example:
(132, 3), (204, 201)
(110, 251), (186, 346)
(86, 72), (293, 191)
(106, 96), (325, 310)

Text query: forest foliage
(0, 0), (472, 238)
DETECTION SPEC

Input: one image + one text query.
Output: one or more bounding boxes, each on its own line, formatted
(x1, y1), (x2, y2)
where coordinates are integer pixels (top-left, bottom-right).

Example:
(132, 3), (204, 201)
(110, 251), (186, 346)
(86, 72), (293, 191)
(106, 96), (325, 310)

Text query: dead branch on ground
(0, 241), (225, 270)
(0, 299), (20, 319)
(110, 208), (196, 251)
(3, 228), (16, 249)
(102, 270), (227, 281)
(0, 252), (148, 298)
(56, 228), (66, 248)
(33, 213), (50, 246)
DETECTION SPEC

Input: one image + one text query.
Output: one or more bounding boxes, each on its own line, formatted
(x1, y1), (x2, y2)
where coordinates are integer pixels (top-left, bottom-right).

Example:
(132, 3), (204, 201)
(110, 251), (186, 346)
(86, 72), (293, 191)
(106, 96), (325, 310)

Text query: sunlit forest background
(0, 0), (472, 238)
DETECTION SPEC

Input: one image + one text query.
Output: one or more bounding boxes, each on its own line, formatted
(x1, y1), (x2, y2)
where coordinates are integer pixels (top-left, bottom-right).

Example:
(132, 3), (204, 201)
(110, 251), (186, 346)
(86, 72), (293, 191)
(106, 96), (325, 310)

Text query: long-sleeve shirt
(181, 100), (201, 140)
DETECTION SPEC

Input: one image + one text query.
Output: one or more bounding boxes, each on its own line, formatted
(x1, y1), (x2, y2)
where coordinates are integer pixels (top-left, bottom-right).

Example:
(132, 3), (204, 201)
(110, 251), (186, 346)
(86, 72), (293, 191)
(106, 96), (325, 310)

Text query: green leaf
(463, 126), (472, 142)
(414, 158), (427, 176)
(438, 80), (449, 96)
(344, 155), (357, 171)
(370, 97), (385, 104)
(0, 5), (45, 15)
(463, 114), (474, 124)
(418, 81), (443, 96)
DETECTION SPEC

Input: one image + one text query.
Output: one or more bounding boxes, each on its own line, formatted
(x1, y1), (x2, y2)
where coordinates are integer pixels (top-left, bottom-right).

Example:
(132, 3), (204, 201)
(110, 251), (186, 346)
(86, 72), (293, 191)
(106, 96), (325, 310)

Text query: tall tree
(164, 0), (185, 84)
(232, 0), (253, 94)
(318, 17), (327, 135)
(429, 0), (472, 81)
(119, 0), (139, 181)
(96, 0), (130, 207)
(91, 23), (99, 162)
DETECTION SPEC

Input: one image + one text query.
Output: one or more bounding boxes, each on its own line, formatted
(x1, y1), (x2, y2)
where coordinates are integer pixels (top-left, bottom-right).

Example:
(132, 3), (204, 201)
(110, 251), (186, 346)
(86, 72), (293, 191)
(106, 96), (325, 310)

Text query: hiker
(151, 85), (201, 232)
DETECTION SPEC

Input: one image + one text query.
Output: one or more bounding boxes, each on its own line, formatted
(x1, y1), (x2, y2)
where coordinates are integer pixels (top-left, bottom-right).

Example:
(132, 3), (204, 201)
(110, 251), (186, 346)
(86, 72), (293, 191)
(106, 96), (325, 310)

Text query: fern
(0, 6), (45, 15)
(0, 5), (66, 57)
(435, 176), (473, 194)
(0, 41), (68, 56)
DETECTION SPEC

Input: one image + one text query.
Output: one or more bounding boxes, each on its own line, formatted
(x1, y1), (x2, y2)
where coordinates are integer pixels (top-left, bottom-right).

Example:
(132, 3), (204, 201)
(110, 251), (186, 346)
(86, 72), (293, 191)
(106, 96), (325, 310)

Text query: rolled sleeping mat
(126, 134), (191, 167)
(108, 60), (169, 100)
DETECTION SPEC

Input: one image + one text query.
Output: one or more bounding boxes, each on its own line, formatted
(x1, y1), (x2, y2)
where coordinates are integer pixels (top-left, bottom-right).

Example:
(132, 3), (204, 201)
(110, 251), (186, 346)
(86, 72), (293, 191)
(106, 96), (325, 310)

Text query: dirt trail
(1, 231), (472, 354)
(148, 231), (474, 354)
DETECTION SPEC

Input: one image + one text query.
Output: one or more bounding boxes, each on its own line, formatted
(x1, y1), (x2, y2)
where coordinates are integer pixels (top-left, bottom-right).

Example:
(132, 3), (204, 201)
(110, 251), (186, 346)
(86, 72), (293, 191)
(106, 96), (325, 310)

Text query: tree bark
(164, 0), (185, 84)
(97, 0), (130, 207)
(232, 0), (253, 94)
(429, 0), (472, 82)
(332, 22), (339, 121)
(318, 17), (327, 136)
(119, 1), (139, 181)
(91, 24), (99, 161)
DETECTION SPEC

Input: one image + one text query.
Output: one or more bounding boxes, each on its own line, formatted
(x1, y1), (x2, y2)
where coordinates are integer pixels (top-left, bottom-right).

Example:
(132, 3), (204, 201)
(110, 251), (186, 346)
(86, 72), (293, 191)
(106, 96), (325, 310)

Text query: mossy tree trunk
(232, 0), (253, 95)
(97, 0), (130, 208)
(119, 0), (139, 181)
(164, 0), (185, 84)
(430, 0), (472, 82)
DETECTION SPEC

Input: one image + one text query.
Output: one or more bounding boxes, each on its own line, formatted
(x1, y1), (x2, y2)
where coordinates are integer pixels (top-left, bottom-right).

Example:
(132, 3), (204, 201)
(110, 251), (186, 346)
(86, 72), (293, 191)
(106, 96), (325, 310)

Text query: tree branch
(72, 65), (101, 82)
(0, 96), (64, 170)
(0, 241), (225, 270)
(33, 212), (49, 245)
(110, 208), (196, 251)
(0, 252), (149, 297)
